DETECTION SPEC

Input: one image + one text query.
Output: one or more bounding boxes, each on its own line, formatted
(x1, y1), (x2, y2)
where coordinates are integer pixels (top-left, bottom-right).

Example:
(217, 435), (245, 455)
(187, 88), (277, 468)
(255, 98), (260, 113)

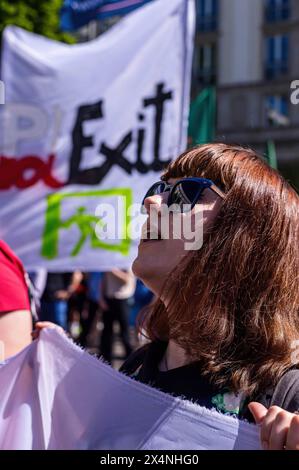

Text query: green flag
(188, 86), (216, 145)
(266, 140), (278, 170)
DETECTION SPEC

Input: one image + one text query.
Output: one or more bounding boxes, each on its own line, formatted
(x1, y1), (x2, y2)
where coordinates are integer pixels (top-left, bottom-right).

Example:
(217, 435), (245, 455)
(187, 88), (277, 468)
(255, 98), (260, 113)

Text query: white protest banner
(0, 328), (261, 450)
(0, 0), (195, 271)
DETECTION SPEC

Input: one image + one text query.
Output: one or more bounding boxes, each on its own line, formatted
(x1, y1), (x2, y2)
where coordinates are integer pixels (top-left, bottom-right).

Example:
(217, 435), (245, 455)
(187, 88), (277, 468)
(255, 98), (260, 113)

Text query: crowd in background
(29, 270), (154, 367)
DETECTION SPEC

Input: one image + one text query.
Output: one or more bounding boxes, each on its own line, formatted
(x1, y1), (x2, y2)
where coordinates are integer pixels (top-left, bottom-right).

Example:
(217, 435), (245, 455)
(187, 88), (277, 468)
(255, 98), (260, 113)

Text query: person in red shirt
(0, 240), (32, 359)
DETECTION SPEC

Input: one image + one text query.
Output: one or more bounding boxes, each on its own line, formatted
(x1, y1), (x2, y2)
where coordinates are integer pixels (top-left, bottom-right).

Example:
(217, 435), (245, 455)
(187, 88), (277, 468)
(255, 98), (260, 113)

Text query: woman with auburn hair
(120, 143), (299, 450)
(35, 143), (299, 450)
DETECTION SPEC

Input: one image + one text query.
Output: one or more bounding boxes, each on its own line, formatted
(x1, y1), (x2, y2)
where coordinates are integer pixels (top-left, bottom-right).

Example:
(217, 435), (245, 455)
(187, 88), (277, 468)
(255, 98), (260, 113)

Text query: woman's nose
(143, 192), (169, 215)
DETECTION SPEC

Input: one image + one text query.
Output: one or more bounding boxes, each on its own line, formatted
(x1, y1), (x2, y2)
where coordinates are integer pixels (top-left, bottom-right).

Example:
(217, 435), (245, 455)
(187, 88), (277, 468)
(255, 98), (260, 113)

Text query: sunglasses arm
(210, 184), (226, 199)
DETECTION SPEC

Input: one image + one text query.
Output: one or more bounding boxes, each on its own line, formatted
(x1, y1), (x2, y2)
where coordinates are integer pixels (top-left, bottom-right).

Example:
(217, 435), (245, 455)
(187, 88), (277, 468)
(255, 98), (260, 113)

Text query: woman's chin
(132, 255), (148, 280)
(132, 256), (159, 294)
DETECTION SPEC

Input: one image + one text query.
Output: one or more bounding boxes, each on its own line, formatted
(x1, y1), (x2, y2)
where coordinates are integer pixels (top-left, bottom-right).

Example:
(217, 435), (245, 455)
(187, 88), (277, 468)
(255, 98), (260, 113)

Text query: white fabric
(0, 329), (261, 450)
(0, 0), (195, 272)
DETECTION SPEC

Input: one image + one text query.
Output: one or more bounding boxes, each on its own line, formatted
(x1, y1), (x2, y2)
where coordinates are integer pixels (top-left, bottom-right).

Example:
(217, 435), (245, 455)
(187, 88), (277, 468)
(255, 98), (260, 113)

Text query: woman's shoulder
(270, 368), (299, 412)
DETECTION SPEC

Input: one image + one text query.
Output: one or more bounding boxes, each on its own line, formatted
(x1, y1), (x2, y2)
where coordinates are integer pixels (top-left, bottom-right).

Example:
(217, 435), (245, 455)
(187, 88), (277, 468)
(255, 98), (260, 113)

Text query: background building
(193, 0), (299, 188)
(76, 0), (299, 188)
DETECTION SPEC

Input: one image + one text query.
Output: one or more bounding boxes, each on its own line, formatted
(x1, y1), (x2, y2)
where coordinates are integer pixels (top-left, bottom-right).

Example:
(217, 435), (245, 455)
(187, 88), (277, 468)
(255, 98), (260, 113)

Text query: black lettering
(143, 82), (173, 171)
(96, 132), (133, 183)
(135, 113), (148, 174)
(68, 101), (103, 184)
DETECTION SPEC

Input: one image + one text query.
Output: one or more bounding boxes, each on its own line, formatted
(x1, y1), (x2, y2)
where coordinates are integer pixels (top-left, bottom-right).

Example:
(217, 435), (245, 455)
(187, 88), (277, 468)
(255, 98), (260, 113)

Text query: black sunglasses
(142, 177), (225, 213)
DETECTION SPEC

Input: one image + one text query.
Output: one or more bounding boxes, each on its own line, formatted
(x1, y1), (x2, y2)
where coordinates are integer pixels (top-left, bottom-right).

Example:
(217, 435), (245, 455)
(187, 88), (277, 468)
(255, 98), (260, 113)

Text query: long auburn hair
(137, 143), (299, 396)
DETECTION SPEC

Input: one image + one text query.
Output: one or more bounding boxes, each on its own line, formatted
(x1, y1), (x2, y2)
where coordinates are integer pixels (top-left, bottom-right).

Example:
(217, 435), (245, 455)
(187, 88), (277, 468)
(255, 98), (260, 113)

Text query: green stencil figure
(41, 189), (132, 260)
(61, 206), (104, 257)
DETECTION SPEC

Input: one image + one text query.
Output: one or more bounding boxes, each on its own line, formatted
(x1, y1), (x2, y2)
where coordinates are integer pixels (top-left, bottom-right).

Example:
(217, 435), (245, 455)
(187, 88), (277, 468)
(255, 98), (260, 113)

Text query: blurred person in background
(78, 272), (103, 348)
(68, 272), (88, 339)
(40, 271), (83, 331)
(99, 269), (136, 364)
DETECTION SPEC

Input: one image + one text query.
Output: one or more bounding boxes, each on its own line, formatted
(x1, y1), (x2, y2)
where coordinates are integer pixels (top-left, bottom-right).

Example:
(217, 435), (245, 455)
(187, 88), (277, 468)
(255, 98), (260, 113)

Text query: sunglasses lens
(148, 182), (166, 197)
(170, 180), (204, 211)
(141, 182), (166, 213)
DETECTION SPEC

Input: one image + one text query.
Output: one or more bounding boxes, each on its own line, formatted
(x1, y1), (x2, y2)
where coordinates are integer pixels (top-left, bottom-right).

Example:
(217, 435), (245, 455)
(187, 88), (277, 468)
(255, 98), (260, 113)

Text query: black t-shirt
(120, 341), (252, 421)
(120, 341), (299, 423)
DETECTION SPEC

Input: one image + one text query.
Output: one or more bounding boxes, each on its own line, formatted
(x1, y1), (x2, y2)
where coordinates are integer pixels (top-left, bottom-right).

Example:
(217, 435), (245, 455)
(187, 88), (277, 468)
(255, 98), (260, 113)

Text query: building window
(196, 0), (218, 32)
(265, 35), (289, 79)
(265, 95), (289, 126)
(265, 0), (290, 23)
(197, 43), (217, 85)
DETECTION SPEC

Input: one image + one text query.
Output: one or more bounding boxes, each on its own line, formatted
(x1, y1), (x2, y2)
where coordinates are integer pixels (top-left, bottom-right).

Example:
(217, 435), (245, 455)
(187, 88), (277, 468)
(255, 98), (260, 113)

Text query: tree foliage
(0, 0), (75, 43)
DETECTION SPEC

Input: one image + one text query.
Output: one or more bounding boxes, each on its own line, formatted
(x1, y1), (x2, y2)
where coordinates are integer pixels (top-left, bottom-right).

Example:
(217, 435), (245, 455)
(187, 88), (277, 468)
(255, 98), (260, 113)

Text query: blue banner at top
(61, 0), (154, 31)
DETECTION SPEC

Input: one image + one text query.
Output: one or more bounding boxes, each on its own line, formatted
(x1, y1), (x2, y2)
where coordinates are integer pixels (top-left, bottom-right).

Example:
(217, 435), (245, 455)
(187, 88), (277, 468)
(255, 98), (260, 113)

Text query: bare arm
(55, 271), (83, 300)
(0, 310), (32, 360)
(68, 270), (83, 294)
(111, 269), (131, 283)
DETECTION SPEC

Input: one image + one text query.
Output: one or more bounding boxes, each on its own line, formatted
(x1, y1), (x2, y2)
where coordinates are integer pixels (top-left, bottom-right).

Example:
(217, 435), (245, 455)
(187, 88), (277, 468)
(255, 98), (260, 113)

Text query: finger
(285, 415), (299, 450)
(35, 322), (66, 338)
(260, 406), (282, 450)
(35, 322), (57, 329)
(32, 323), (55, 340)
(248, 402), (268, 424)
(268, 410), (293, 450)
(31, 329), (38, 340)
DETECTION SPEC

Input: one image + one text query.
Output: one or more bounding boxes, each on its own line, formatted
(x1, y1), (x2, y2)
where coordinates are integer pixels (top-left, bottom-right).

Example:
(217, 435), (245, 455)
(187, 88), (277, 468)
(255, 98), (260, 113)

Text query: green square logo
(41, 188), (133, 259)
